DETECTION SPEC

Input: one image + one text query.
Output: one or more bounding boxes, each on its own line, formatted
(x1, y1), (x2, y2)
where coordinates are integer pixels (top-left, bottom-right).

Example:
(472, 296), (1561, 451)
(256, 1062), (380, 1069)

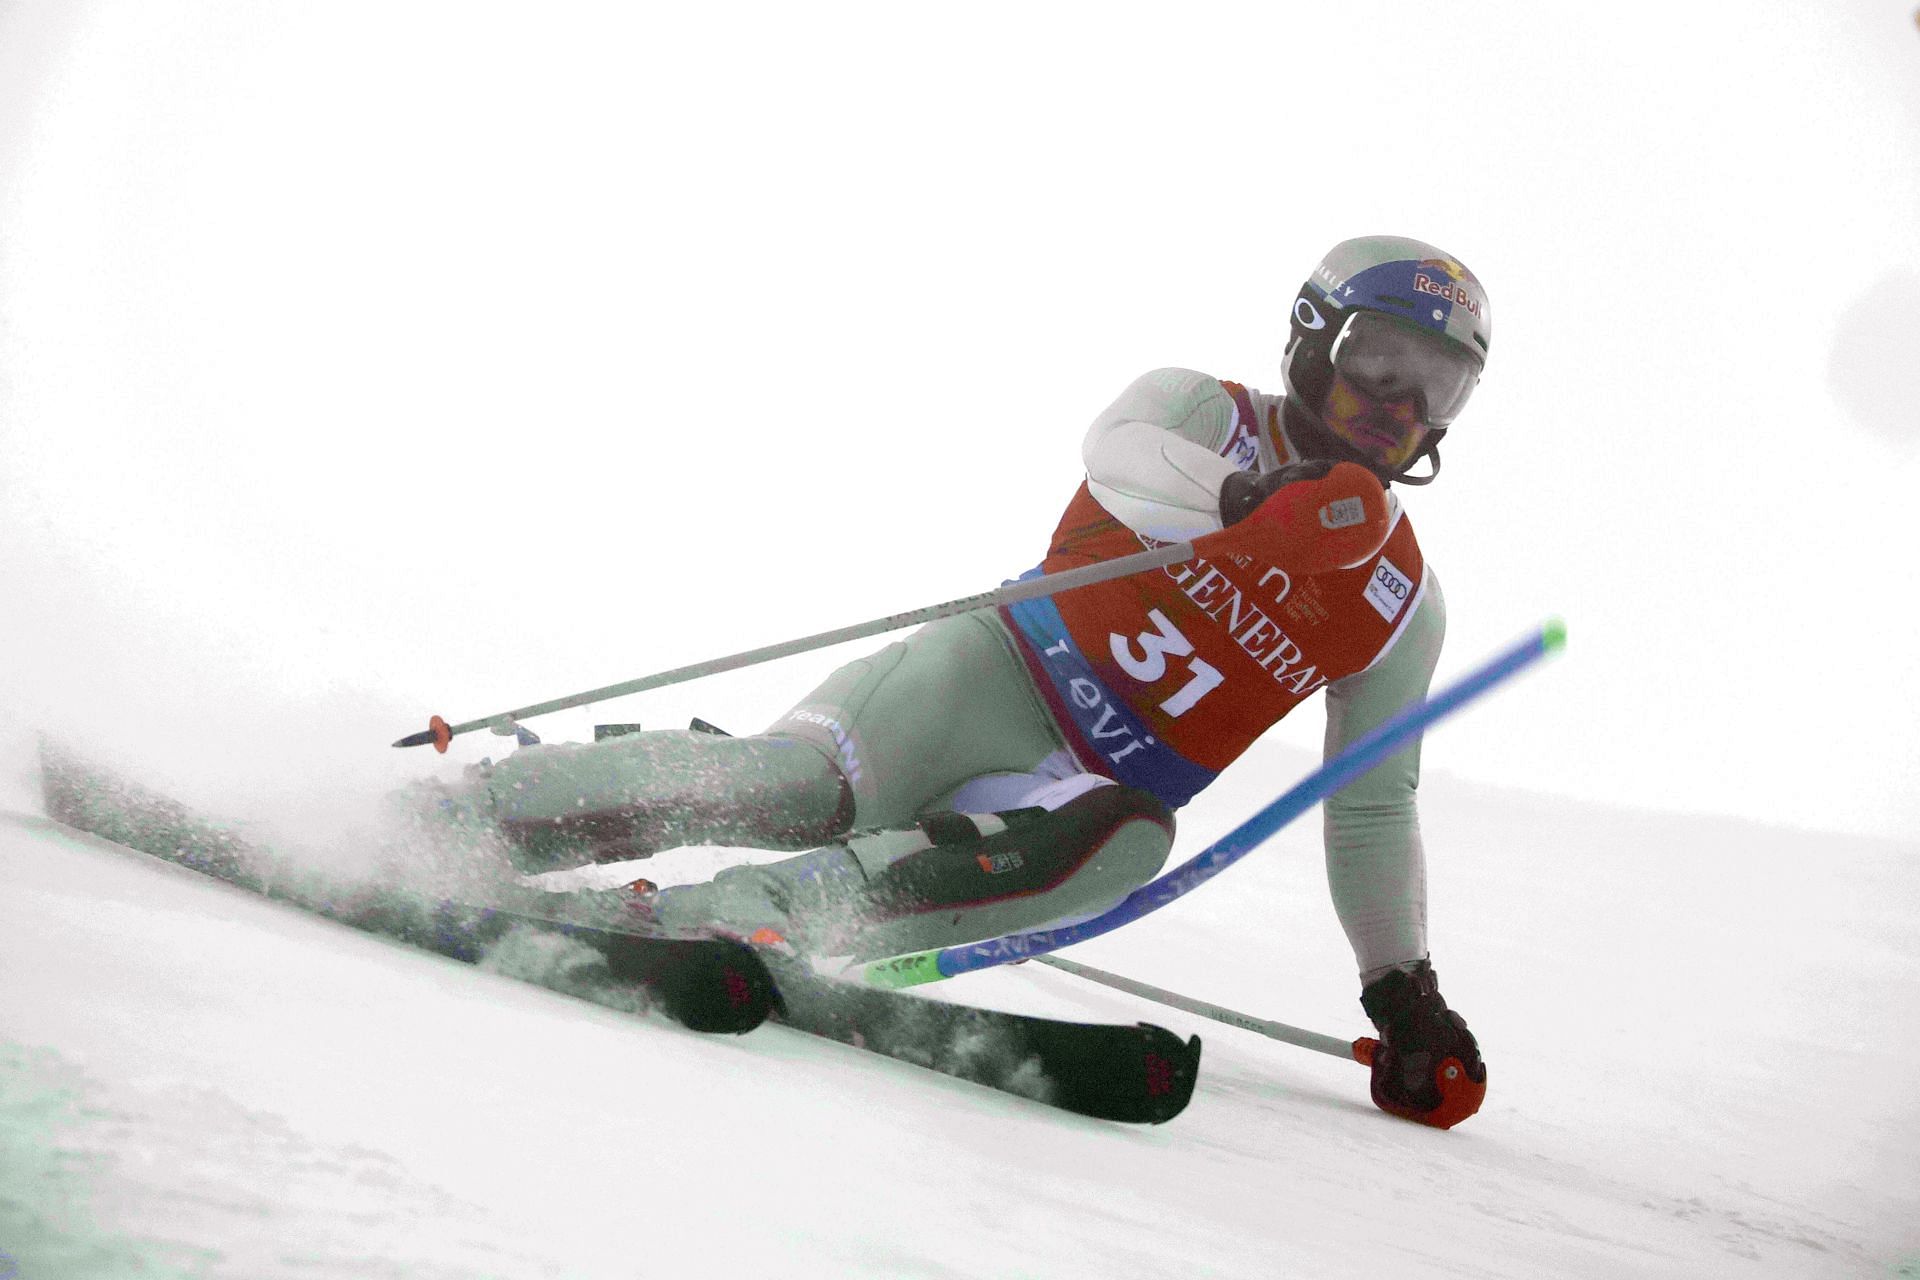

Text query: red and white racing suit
(1002, 368), (1445, 979)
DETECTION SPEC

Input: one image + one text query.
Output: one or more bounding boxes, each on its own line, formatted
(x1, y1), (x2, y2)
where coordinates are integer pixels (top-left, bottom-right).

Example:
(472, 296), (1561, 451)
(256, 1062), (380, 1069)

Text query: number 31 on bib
(1110, 610), (1225, 718)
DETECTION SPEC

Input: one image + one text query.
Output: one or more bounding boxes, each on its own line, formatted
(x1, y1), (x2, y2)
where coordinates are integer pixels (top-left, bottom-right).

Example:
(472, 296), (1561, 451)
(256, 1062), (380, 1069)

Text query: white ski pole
(1034, 954), (1374, 1064)
(393, 540), (1200, 751)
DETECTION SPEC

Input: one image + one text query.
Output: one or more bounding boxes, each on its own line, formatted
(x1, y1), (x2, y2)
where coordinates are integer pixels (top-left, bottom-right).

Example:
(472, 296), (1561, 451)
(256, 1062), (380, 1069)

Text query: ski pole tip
(1541, 618), (1568, 654)
(392, 715), (454, 752)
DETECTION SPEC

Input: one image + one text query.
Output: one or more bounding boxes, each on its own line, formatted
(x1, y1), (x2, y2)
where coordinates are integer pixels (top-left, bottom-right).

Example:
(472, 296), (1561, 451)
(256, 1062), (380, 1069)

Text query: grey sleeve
(1321, 570), (1445, 983)
(1081, 368), (1246, 541)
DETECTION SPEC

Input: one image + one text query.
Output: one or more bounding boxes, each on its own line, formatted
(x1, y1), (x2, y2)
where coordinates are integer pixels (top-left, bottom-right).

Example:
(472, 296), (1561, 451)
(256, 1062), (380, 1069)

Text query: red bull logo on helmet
(1412, 268), (1482, 318)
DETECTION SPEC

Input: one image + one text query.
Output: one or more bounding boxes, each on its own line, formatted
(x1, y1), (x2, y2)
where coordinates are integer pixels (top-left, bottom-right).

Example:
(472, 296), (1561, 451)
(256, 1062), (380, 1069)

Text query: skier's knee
(855, 783), (1175, 927)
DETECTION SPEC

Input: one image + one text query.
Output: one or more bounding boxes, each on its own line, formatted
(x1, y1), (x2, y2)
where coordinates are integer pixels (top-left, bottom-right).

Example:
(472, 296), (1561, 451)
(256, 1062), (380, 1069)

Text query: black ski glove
(1359, 959), (1487, 1129)
(1216, 459), (1336, 526)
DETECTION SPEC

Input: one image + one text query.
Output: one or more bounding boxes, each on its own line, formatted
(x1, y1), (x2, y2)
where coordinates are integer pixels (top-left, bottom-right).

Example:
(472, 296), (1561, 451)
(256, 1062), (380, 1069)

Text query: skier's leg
(428, 730), (855, 868)
(845, 776), (1175, 957)
(644, 774), (1175, 958)
(413, 608), (1063, 870)
(766, 610), (1074, 831)
(637, 609), (1177, 949)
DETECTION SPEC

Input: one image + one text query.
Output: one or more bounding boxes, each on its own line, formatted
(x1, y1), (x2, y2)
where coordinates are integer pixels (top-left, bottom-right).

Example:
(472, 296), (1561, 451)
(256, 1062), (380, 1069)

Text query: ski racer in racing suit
(429, 235), (1492, 1127)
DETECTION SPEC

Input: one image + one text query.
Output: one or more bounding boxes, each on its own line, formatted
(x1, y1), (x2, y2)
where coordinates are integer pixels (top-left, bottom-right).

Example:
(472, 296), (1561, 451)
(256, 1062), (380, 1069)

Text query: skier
(426, 235), (1490, 1127)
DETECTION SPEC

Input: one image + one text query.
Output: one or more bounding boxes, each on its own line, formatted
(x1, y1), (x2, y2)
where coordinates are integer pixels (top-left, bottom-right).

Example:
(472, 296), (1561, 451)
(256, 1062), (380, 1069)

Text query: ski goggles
(1329, 311), (1482, 426)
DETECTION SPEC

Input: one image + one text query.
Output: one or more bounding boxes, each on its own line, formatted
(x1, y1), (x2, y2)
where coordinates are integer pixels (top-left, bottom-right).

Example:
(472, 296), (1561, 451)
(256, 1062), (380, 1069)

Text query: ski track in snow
(2, 775), (1918, 1279)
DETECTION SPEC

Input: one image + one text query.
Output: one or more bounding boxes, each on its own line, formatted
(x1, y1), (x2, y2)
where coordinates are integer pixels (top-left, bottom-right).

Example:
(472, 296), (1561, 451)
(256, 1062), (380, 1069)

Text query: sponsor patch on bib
(1363, 556), (1414, 622)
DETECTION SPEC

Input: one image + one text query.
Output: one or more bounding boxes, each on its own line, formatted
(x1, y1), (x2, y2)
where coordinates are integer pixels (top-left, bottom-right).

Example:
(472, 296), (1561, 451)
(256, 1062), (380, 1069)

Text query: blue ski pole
(866, 618), (1567, 989)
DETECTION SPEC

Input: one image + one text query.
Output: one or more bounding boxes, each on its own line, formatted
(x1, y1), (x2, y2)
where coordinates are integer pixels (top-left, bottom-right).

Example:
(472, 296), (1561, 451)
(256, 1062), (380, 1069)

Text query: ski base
(769, 958), (1201, 1124)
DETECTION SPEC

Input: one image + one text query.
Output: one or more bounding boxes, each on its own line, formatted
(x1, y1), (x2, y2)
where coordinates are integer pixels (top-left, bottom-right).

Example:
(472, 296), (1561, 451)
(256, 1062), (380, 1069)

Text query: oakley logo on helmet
(1314, 264), (1358, 299)
(1293, 298), (1326, 330)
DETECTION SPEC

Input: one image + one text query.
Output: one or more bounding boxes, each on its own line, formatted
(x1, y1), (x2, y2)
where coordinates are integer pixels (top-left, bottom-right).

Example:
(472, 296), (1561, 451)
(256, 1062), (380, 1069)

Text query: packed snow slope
(2, 763), (1917, 1279)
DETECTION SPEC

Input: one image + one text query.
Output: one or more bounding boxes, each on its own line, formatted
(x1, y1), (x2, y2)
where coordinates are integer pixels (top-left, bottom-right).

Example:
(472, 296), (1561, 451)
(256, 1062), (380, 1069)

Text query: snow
(4, 767), (1917, 1279)
(3, 7), (1916, 1276)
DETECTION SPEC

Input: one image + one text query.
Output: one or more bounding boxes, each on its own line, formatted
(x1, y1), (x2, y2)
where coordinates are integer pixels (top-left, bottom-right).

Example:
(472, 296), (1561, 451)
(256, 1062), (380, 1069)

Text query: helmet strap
(1391, 433), (1444, 486)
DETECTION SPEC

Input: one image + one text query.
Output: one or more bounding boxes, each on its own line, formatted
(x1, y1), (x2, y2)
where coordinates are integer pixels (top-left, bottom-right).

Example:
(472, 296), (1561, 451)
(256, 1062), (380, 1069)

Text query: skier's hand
(1359, 960), (1486, 1130)
(1195, 459), (1389, 575)
(1217, 459), (1336, 525)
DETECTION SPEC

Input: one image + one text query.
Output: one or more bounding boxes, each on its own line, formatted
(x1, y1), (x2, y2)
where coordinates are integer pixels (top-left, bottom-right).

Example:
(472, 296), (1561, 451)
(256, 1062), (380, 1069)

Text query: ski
(36, 741), (776, 1034)
(38, 741), (1201, 1121)
(765, 957), (1201, 1124)
(413, 906), (777, 1035)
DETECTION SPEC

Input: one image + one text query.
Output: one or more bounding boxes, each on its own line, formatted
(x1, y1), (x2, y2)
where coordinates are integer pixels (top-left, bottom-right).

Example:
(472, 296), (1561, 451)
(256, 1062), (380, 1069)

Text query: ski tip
(1540, 617), (1568, 654)
(1137, 1027), (1203, 1124)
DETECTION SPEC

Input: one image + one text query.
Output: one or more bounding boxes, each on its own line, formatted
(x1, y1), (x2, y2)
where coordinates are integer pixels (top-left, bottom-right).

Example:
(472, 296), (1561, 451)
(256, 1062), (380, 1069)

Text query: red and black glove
(1358, 960), (1487, 1129)
(1193, 459), (1391, 576)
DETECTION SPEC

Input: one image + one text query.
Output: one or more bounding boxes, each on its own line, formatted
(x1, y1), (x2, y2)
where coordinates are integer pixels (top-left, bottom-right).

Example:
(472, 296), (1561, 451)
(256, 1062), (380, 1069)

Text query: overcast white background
(2, 2), (1917, 845)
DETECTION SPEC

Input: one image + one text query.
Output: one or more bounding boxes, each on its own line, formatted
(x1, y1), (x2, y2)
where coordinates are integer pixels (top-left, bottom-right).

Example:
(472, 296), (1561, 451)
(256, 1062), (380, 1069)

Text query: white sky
(2, 2), (1917, 840)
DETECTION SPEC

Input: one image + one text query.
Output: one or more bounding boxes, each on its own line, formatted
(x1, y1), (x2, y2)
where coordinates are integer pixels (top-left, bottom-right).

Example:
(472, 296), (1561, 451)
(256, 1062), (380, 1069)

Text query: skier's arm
(1081, 368), (1244, 541)
(1322, 572), (1446, 984)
